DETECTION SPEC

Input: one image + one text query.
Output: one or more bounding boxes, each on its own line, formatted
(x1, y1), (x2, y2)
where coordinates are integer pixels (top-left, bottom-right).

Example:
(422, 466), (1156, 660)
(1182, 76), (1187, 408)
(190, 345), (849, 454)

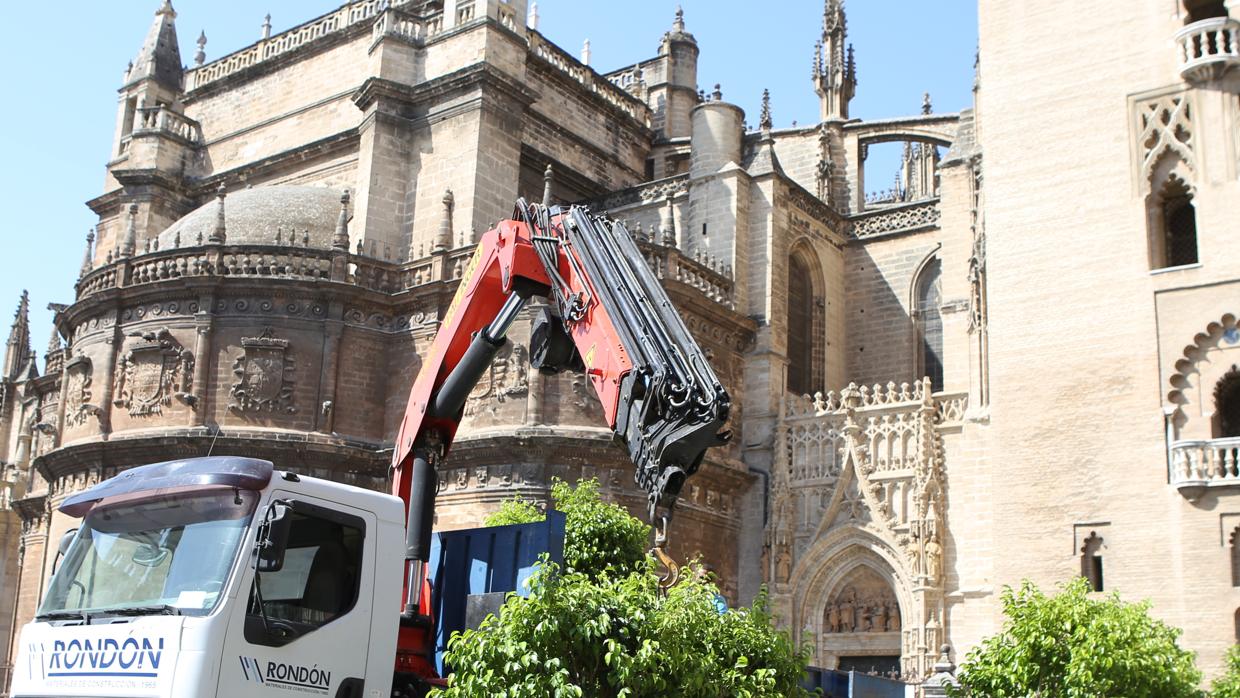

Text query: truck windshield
(39, 488), (259, 619)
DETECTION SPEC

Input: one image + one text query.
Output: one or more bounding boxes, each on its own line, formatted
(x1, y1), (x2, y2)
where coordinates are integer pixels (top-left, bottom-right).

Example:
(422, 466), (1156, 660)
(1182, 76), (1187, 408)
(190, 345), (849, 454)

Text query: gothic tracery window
(787, 251), (824, 396)
(914, 257), (943, 392)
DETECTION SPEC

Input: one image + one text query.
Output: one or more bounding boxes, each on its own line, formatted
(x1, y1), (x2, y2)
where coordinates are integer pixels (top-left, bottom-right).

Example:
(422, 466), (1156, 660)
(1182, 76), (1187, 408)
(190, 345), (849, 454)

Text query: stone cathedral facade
(0, 0), (1238, 689)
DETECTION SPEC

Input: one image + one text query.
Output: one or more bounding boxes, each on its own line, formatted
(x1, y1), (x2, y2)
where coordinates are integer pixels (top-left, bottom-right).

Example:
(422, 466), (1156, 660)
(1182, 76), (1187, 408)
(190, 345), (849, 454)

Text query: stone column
(191, 303), (214, 426)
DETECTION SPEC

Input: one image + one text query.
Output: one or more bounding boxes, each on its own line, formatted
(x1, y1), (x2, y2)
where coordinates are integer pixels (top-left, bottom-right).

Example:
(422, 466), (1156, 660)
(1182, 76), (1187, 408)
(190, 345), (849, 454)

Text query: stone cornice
(352, 63), (539, 116)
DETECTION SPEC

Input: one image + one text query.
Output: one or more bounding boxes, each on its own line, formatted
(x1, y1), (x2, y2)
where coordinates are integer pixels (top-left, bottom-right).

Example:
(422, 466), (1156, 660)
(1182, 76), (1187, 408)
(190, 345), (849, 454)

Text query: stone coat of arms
(229, 328), (296, 413)
(113, 329), (195, 417)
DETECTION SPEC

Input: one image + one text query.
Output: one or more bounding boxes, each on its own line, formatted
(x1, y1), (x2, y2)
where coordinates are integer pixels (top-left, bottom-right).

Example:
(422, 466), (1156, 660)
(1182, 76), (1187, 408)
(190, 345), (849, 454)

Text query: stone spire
(673, 5), (685, 33)
(581, 39), (591, 66)
(4, 291), (31, 380)
(435, 190), (455, 252)
(333, 190), (351, 251)
(79, 229), (95, 278)
(120, 203), (139, 258)
(209, 183), (227, 245)
(528, 1), (539, 30)
(45, 323), (63, 359)
(759, 88), (773, 133)
(542, 164), (554, 208)
(262, 13), (272, 39)
(129, 1), (184, 90)
(194, 31), (207, 66)
(812, 0), (856, 120)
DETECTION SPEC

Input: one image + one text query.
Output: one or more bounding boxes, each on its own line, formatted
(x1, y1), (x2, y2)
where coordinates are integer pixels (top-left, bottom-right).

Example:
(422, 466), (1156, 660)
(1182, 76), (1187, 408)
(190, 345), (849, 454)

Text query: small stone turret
(126, 0), (183, 91)
(653, 6), (699, 139)
(690, 86), (745, 177)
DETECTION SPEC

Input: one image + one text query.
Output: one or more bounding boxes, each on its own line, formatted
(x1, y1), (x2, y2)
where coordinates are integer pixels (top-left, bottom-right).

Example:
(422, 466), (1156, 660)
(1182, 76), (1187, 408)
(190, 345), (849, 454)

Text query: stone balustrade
(1170, 437), (1240, 492)
(636, 239), (735, 309)
(851, 198), (941, 239)
(371, 8), (444, 45)
(527, 32), (649, 124)
(187, 0), (418, 91)
(1176, 17), (1240, 82)
(134, 106), (204, 144)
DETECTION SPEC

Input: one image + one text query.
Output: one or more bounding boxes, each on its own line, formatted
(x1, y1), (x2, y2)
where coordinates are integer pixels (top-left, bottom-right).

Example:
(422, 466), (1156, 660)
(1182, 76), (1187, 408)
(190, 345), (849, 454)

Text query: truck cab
(11, 456), (405, 698)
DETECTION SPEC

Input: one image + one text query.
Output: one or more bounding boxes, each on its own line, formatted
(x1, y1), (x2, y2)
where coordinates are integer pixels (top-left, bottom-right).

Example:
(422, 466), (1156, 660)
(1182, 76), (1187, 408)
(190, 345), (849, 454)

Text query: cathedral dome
(158, 185), (343, 249)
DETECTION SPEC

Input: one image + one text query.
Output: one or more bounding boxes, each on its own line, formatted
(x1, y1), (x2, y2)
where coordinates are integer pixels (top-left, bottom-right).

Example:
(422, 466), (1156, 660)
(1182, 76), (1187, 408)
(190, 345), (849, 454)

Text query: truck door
(217, 492), (376, 698)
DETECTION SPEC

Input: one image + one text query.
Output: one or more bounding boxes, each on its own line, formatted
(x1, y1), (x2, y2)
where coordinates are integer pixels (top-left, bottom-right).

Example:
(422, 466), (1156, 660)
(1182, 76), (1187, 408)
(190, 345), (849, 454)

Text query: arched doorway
(820, 565), (903, 676)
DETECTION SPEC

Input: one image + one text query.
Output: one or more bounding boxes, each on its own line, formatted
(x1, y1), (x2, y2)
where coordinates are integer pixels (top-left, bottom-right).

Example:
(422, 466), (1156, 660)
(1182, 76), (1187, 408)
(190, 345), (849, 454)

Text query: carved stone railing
(371, 7), (445, 45)
(527, 31), (649, 124)
(75, 243), (480, 301)
(851, 198), (940, 239)
(186, 0), (419, 91)
(594, 174), (688, 210)
(782, 381), (964, 486)
(133, 106), (204, 144)
(1176, 17), (1240, 82)
(635, 239), (734, 309)
(1171, 437), (1240, 495)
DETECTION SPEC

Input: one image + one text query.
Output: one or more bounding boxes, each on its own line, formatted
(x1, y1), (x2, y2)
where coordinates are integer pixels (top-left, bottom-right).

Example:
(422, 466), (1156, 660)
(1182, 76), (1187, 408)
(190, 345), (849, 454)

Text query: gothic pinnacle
(712, 84), (722, 101)
(333, 189), (351, 251)
(262, 13), (272, 40)
(46, 323), (62, 357)
(5, 290), (31, 380)
(120, 203), (138, 257)
(80, 229), (95, 278)
(195, 31), (207, 66)
(673, 5), (685, 33)
(759, 89), (773, 133)
(157, 0), (176, 18)
(209, 183), (227, 245)
(542, 164), (554, 208)
(435, 189), (455, 252)
(922, 92), (933, 115)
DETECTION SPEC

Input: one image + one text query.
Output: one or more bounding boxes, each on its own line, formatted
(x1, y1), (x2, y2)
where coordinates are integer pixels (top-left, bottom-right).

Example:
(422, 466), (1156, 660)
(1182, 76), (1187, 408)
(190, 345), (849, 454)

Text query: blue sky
(0, 0), (976, 366)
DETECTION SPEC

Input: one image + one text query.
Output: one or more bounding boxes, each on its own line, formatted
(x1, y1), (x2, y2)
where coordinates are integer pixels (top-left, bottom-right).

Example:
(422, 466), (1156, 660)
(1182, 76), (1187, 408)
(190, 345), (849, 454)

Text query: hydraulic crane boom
(388, 200), (731, 675)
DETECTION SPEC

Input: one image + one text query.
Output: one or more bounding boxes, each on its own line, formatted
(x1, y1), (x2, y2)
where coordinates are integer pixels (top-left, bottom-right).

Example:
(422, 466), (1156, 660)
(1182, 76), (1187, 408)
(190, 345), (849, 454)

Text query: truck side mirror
(51, 528), (78, 575)
(256, 501), (294, 573)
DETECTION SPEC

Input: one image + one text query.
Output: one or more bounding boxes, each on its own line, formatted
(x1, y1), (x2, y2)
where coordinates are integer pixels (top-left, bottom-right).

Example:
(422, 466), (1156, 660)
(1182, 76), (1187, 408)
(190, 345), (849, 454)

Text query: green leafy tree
(439, 479), (813, 698)
(951, 578), (1202, 698)
(1212, 645), (1240, 698)
(486, 478), (650, 579)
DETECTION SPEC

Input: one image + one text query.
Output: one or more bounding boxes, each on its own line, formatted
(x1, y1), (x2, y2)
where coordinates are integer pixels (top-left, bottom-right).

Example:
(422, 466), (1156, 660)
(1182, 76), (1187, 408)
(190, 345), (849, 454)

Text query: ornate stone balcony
(1176, 17), (1240, 82)
(1170, 437), (1240, 498)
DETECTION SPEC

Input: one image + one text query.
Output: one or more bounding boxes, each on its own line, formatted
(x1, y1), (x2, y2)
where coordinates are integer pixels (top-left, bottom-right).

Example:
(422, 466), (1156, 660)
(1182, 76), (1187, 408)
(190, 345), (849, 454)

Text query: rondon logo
(44, 637), (164, 678)
(240, 656), (331, 694)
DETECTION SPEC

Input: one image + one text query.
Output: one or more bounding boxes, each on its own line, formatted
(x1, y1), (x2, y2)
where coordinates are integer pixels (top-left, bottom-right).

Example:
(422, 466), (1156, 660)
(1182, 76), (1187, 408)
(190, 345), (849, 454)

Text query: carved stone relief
(229, 327), (296, 413)
(113, 328), (195, 416)
(463, 342), (529, 416)
(63, 356), (96, 427)
(823, 567), (901, 634)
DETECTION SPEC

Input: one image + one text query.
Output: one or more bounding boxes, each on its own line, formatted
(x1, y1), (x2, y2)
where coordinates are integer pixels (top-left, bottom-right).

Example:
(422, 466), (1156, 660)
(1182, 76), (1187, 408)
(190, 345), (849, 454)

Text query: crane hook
(651, 515), (680, 593)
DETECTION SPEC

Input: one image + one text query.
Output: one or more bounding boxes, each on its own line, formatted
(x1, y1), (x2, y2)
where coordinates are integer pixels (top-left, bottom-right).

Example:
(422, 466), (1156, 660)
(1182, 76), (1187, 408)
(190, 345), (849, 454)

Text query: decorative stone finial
(194, 31), (207, 66)
(528, 1), (539, 30)
(435, 189), (455, 252)
(262, 13), (272, 39)
(759, 89), (773, 132)
(208, 183), (227, 245)
(673, 5), (685, 33)
(922, 92), (933, 115)
(79, 229), (95, 278)
(157, 0), (176, 18)
(332, 189), (351, 251)
(120, 203), (139, 258)
(542, 164), (554, 208)
(712, 84), (722, 101)
(581, 39), (591, 66)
